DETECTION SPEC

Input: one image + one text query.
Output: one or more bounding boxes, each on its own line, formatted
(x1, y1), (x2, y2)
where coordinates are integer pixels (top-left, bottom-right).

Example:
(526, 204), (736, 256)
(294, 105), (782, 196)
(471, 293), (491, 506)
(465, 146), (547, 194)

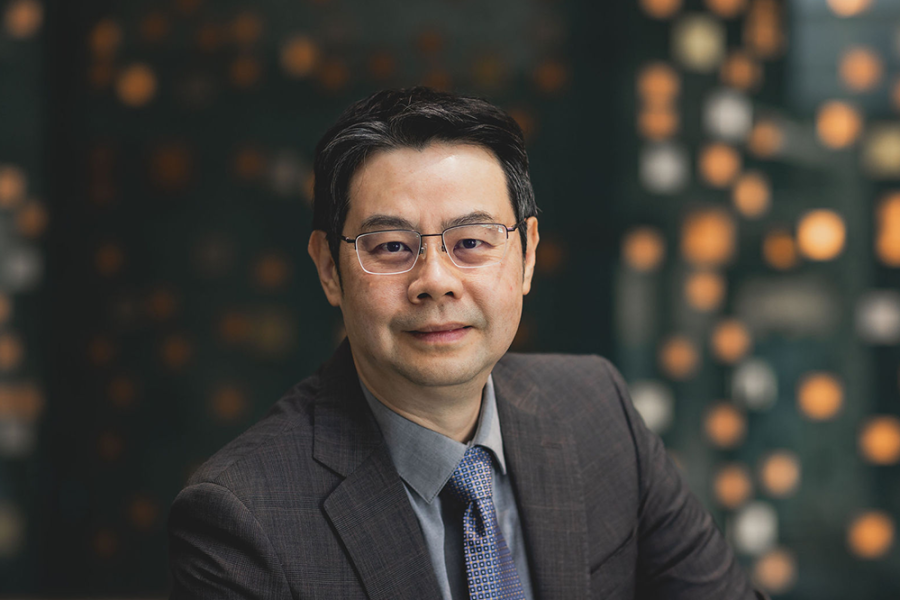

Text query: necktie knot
(446, 445), (494, 506)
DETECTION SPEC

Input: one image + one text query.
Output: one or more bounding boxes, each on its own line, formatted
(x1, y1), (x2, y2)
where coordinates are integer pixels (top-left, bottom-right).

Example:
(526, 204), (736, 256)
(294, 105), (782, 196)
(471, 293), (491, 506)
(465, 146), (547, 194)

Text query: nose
(407, 237), (464, 303)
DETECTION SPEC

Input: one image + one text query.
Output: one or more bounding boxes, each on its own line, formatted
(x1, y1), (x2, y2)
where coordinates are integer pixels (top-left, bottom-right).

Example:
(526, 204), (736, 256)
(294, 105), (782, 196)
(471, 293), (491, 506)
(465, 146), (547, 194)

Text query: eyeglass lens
(355, 224), (509, 274)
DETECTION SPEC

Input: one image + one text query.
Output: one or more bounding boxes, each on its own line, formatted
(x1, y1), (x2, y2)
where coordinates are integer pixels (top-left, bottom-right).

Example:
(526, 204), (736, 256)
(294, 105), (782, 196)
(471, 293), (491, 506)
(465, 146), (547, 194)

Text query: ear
(308, 230), (343, 307)
(521, 216), (539, 295)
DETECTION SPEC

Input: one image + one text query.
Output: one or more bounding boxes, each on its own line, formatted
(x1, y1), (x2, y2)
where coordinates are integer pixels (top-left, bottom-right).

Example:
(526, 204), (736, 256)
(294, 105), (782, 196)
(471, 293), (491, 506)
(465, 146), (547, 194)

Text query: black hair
(312, 87), (537, 269)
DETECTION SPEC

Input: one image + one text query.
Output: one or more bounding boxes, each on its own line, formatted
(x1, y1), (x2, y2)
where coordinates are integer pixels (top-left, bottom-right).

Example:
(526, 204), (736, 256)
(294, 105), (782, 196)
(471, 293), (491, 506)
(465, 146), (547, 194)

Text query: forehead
(346, 143), (514, 227)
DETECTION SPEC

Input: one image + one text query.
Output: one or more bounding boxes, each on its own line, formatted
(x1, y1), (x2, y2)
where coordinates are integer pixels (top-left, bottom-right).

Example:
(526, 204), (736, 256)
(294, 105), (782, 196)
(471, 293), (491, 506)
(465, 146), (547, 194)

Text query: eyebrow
(357, 211), (500, 233)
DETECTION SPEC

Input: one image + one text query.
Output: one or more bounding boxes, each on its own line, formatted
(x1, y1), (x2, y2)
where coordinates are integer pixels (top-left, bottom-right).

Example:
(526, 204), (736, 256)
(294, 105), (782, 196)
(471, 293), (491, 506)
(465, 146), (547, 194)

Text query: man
(169, 87), (764, 599)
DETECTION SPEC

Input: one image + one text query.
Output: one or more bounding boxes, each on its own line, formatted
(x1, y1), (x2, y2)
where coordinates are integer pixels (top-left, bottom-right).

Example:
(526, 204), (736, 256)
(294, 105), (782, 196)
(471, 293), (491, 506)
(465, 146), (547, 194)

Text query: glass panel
(445, 224), (508, 267)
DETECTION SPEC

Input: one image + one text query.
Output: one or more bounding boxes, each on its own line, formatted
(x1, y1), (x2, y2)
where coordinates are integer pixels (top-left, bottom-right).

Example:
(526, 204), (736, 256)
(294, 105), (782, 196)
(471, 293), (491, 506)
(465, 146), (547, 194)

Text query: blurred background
(0, 0), (899, 596)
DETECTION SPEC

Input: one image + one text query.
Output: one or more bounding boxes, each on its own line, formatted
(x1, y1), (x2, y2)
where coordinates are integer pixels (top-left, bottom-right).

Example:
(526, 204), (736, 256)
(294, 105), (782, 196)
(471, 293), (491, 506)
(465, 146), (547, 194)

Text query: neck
(354, 363), (486, 444)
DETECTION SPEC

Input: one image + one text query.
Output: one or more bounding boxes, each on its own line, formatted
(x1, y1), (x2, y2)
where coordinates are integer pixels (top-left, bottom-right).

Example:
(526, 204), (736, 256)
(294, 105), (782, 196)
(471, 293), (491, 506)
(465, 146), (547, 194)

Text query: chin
(393, 359), (489, 388)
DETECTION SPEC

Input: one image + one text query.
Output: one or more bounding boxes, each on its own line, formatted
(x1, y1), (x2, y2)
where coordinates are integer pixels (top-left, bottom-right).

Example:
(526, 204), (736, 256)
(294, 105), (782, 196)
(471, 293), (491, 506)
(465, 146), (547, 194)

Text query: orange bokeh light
(859, 416), (900, 465)
(637, 62), (680, 106)
(744, 0), (784, 59)
(0, 333), (24, 372)
(714, 463), (753, 509)
(797, 210), (846, 261)
(0, 294), (10, 325)
(848, 511), (894, 559)
(116, 63), (157, 107)
(699, 143), (741, 188)
(839, 47), (882, 92)
(129, 496), (159, 531)
(161, 335), (192, 369)
(711, 319), (752, 364)
(0, 165), (26, 209)
(139, 12), (169, 43)
(763, 230), (798, 270)
(681, 209), (736, 267)
(816, 101), (863, 149)
(211, 385), (248, 421)
(255, 254), (291, 289)
(754, 549), (797, 595)
(705, 403), (746, 449)
(705, 0), (747, 18)
(748, 119), (783, 158)
(827, 0), (872, 17)
(622, 227), (666, 272)
(760, 451), (801, 497)
(733, 171), (771, 218)
(659, 336), (699, 380)
(638, 105), (679, 140)
(876, 194), (900, 266)
(16, 201), (48, 237)
(281, 35), (318, 78)
(533, 59), (569, 94)
(720, 51), (761, 91)
(89, 19), (122, 59)
(797, 372), (843, 420)
(108, 375), (136, 408)
(685, 270), (725, 312)
(95, 243), (124, 276)
(4, 0), (43, 39)
(232, 11), (263, 46)
(230, 56), (262, 88)
(317, 58), (349, 93)
(640, 0), (682, 19)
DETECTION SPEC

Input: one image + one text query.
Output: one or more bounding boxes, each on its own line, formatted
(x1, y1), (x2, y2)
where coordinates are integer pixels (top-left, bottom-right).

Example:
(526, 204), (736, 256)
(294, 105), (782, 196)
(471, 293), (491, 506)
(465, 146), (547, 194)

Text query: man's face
(310, 142), (539, 396)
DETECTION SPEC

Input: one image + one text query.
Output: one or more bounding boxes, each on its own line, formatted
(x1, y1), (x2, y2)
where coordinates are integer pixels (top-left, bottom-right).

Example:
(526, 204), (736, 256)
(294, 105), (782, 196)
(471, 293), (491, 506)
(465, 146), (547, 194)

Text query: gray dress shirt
(361, 376), (535, 600)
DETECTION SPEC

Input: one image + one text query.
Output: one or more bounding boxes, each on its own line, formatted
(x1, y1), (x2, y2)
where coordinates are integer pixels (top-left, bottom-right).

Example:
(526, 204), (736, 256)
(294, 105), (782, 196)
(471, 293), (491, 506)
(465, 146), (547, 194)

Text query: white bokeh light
(630, 380), (675, 433)
(672, 14), (726, 73)
(640, 142), (689, 193)
(704, 89), (753, 142)
(732, 358), (778, 411)
(733, 501), (778, 555)
(856, 290), (900, 344)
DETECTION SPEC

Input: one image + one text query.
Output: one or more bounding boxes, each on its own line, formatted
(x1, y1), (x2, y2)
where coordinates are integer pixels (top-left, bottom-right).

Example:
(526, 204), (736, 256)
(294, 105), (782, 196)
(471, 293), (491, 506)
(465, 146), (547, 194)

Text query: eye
(457, 238), (484, 250)
(376, 240), (411, 254)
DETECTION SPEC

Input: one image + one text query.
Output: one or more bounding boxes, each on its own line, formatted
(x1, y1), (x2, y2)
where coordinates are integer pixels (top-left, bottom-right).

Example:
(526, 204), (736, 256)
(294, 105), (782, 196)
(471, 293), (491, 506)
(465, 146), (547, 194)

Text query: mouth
(408, 323), (472, 343)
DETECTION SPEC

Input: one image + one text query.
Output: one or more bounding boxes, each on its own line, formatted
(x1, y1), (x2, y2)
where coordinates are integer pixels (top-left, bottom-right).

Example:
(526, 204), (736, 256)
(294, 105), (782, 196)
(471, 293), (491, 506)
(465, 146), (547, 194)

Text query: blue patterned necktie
(445, 445), (526, 600)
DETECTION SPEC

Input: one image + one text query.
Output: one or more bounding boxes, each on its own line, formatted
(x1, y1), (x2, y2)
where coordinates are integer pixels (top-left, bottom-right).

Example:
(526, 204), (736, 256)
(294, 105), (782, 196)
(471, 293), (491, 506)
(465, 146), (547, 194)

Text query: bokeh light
(759, 451), (801, 497)
(797, 210), (846, 261)
(720, 51), (762, 91)
(622, 227), (666, 272)
(0, 503), (24, 558)
(859, 416), (900, 465)
(704, 89), (752, 141)
(281, 35), (318, 78)
(629, 381), (674, 433)
(734, 501), (778, 555)
(753, 548), (797, 595)
(640, 0), (682, 20)
(748, 118), (783, 158)
(533, 59), (569, 94)
(705, 0), (747, 18)
(839, 47), (883, 92)
(89, 18), (122, 59)
(673, 14), (726, 73)
(816, 101), (863, 149)
(211, 385), (248, 422)
(685, 270), (725, 312)
(638, 105), (679, 140)
(149, 143), (192, 192)
(705, 403), (746, 449)
(681, 208), (736, 267)
(0, 295), (10, 325)
(0, 165), (26, 209)
(637, 62), (680, 106)
(862, 125), (900, 178)
(139, 12), (169, 44)
(827, 0), (872, 17)
(732, 171), (771, 218)
(732, 358), (778, 411)
(108, 375), (136, 409)
(713, 463), (753, 509)
(254, 253), (291, 289)
(876, 193), (900, 266)
(797, 372), (843, 421)
(848, 512), (894, 559)
(232, 11), (263, 46)
(0, 333), (24, 372)
(116, 63), (157, 107)
(856, 291), (900, 344)
(230, 56), (262, 89)
(711, 319), (752, 364)
(640, 143), (689, 193)
(129, 497), (159, 531)
(744, 0), (784, 59)
(4, 0), (42, 39)
(15, 200), (48, 237)
(699, 143), (741, 187)
(762, 229), (798, 270)
(659, 335), (699, 380)
(95, 243), (124, 276)
(161, 335), (192, 370)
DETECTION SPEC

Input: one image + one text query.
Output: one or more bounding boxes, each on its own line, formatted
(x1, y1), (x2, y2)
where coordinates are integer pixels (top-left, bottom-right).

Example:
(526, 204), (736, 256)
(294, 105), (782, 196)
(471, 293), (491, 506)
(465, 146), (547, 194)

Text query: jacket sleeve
(168, 481), (293, 599)
(601, 358), (769, 600)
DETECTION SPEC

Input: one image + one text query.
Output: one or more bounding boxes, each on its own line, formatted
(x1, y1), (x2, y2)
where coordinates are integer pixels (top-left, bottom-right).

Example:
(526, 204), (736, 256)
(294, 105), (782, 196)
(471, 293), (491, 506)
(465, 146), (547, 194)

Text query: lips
(408, 323), (472, 343)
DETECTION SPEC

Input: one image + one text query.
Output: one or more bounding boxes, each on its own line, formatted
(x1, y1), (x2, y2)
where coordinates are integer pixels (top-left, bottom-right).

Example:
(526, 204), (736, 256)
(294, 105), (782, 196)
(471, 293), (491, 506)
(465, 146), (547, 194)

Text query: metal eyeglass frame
(340, 220), (527, 275)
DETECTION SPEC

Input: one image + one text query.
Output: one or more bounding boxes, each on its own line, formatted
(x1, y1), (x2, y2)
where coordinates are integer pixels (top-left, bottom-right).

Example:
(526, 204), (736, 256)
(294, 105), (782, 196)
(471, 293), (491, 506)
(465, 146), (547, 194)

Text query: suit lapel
(313, 341), (443, 600)
(494, 359), (589, 600)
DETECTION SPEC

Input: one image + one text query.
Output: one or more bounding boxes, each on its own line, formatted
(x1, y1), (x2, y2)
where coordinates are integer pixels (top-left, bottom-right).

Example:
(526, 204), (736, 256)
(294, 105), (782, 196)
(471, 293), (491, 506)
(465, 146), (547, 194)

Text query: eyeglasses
(340, 221), (526, 275)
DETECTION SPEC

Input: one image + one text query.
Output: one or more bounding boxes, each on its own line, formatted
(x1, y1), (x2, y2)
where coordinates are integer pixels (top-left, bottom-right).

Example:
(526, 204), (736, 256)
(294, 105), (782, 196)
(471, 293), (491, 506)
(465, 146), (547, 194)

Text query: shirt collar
(361, 375), (507, 504)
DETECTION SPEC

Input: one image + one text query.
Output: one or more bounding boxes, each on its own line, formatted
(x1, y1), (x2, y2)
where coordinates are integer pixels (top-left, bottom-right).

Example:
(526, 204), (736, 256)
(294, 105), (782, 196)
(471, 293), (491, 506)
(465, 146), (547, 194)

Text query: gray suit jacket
(168, 340), (763, 599)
